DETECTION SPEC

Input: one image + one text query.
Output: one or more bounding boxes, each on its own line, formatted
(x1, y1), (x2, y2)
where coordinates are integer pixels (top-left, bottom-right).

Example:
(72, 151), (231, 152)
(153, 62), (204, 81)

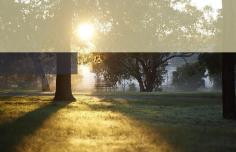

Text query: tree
(0, 0), (77, 100)
(0, 53), (57, 91)
(90, 0), (214, 53)
(83, 0), (214, 92)
(92, 53), (193, 92)
(222, 54), (235, 119)
(1, 0), (217, 97)
(0, 54), (41, 89)
(198, 54), (222, 89)
(54, 53), (75, 101)
(172, 62), (206, 91)
(221, 0), (236, 119)
(29, 53), (57, 92)
(53, 0), (75, 102)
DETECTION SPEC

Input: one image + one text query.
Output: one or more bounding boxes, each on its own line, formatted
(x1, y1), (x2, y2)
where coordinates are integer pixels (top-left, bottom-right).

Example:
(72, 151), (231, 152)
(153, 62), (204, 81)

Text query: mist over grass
(0, 93), (235, 152)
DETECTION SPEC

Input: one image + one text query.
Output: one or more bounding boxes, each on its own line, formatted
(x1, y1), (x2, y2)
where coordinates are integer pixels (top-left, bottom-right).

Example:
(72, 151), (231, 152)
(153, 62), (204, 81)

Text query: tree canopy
(0, 0), (218, 52)
(172, 62), (206, 91)
(91, 53), (193, 92)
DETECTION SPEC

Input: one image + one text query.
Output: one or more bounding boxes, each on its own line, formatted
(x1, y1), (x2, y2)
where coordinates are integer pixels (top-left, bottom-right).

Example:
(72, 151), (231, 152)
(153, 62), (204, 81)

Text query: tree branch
(160, 53), (194, 66)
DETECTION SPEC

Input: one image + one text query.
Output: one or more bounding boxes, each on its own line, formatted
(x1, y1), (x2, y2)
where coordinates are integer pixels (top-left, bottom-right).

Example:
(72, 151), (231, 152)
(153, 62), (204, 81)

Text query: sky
(191, 0), (222, 10)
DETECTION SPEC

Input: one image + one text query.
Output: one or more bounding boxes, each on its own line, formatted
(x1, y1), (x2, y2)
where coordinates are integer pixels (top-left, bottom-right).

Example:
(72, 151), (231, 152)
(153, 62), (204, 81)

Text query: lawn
(0, 93), (236, 152)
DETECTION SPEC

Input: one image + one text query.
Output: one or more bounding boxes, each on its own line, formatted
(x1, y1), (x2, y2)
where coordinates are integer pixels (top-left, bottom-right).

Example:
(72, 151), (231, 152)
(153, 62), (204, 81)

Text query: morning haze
(0, 0), (233, 52)
(0, 1), (236, 152)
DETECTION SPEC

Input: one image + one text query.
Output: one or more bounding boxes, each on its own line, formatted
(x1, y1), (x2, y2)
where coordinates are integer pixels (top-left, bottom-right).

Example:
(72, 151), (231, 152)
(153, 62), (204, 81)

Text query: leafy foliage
(172, 62), (206, 91)
(198, 53), (222, 89)
(0, 0), (217, 52)
(91, 53), (196, 92)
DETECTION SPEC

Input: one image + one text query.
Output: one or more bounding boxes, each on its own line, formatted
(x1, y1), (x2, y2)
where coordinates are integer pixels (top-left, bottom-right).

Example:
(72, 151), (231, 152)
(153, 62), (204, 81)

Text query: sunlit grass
(0, 94), (236, 152)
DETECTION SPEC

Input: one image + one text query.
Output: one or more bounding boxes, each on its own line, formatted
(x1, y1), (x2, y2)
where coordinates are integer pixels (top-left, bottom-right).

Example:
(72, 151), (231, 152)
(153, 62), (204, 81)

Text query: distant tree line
(90, 53), (235, 92)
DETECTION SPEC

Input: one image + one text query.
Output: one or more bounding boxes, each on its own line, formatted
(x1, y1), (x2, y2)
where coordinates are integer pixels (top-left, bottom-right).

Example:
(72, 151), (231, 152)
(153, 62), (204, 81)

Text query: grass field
(0, 93), (236, 152)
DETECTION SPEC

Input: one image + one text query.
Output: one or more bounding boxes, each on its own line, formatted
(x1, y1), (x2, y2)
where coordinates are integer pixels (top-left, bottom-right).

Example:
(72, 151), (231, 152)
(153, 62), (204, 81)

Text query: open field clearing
(0, 94), (236, 152)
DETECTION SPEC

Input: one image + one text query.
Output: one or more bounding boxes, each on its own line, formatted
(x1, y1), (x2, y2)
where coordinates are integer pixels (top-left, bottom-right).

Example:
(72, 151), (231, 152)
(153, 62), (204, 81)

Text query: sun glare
(76, 23), (95, 41)
(78, 64), (96, 91)
(80, 64), (91, 76)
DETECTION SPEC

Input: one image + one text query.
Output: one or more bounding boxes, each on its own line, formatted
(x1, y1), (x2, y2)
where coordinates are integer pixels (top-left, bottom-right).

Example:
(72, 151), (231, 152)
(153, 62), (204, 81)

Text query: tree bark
(136, 75), (155, 92)
(53, 0), (75, 102)
(145, 72), (156, 92)
(222, 53), (235, 119)
(138, 81), (145, 92)
(222, 0), (236, 119)
(54, 53), (75, 102)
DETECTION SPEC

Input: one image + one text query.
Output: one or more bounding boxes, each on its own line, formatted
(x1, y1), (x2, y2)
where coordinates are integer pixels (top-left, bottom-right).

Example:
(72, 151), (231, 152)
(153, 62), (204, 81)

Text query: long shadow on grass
(86, 97), (236, 152)
(0, 101), (68, 152)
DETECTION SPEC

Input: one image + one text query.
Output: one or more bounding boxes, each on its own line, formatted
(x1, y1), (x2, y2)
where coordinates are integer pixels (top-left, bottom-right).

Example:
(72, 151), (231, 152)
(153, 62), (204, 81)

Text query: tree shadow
(0, 101), (68, 152)
(85, 96), (236, 152)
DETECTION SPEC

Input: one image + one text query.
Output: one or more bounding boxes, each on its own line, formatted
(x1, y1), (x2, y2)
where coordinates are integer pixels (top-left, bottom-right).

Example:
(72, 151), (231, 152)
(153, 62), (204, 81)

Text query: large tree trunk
(138, 81), (145, 92)
(53, 0), (75, 102)
(222, 0), (236, 119)
(54, 75), (75, 101)
(145, 73), (155, 92)
(145, 86), (154, 92)
(222, 54), (235, 119)
(137, 77), (145, 92)
(137, 77), (155, 92)
(54, 53), (75, 102)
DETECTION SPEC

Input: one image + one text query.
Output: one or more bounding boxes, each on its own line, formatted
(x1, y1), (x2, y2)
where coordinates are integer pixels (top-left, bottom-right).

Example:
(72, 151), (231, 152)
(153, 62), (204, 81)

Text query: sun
(76, 23), (95, 41)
